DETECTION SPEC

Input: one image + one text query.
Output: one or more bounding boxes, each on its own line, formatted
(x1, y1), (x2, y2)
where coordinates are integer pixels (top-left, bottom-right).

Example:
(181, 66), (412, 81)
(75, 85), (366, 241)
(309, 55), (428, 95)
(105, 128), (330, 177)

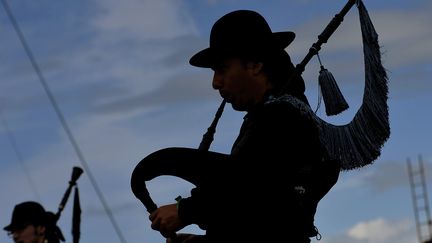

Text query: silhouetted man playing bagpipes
(4, 167), (83, 243)
(131, 1), (390, 242)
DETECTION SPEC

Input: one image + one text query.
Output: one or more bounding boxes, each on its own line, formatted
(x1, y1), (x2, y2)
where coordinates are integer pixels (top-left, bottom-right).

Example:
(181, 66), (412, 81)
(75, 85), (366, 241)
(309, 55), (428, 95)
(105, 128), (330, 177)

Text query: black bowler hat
(189, 10), (295, 68)
(3, 201), (46, 231)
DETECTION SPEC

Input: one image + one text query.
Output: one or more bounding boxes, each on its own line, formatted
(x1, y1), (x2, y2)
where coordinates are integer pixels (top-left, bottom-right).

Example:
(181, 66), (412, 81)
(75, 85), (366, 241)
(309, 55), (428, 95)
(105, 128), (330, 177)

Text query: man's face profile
(7, 224), (45, 243)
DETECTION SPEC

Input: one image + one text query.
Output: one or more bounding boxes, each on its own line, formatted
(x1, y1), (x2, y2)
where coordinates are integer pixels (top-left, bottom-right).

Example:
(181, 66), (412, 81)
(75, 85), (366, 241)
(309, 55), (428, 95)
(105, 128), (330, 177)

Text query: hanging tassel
(317, 53), (349, 116)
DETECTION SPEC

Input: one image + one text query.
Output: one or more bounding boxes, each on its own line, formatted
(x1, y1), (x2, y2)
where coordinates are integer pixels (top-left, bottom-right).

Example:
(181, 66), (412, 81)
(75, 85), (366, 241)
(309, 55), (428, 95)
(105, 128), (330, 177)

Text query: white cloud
(91, 0), (198, 41)
(331, 158), (432, 194)
(319, 217), (417, 243)
(347, 218), (415, 243)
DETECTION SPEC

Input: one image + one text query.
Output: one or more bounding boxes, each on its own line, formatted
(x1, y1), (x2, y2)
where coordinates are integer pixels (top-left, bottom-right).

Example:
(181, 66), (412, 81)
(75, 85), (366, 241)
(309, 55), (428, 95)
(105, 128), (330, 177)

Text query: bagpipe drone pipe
(51, 166), (84, 243)
(131, 98), (226, 214)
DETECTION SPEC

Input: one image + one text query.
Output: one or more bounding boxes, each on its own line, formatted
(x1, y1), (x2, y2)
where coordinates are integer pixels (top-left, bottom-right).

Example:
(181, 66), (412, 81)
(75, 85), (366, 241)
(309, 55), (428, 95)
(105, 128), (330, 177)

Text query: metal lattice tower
(407, 155), (432, 243)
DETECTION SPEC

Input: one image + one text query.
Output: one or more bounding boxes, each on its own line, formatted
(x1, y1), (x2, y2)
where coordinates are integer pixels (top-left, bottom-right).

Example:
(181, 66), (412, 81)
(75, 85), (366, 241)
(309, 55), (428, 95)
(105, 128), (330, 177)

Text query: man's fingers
(166, 237), (173, 243)
(151, 217), (161, 230)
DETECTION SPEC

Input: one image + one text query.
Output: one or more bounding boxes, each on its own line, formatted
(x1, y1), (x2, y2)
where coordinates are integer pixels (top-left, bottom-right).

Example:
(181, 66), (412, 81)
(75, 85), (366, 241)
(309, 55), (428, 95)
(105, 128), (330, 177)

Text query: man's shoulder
(265, 94), (309, 109)
(262, 94), (313, 117)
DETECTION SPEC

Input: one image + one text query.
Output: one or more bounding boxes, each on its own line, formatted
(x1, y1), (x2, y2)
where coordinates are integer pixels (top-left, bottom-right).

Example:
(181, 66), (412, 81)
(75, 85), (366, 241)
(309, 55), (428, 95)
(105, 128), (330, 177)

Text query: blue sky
(0, 0), (431, 242)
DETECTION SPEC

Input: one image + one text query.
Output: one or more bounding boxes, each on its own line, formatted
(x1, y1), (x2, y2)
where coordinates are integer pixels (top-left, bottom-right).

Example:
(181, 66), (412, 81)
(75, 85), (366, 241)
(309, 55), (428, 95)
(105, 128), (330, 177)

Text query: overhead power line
(0, 108), (42, 201)
(0, 1), (128, 243)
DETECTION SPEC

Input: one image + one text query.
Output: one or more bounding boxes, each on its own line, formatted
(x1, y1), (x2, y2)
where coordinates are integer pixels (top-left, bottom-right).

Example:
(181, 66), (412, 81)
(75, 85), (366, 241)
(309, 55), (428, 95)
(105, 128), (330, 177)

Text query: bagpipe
(54, 166), (84, 243)
(131, 0), (390, 240)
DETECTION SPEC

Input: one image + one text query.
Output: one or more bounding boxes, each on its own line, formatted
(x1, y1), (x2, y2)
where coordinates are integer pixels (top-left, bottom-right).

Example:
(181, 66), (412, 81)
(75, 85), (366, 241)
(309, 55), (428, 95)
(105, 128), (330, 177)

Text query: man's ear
(246, 62), (264, 75)
(35, 225), (46, 236)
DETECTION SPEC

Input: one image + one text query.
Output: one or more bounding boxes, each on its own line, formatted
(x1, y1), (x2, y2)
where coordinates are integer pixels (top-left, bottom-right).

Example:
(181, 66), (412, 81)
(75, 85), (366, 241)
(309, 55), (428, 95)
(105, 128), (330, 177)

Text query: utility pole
(407, 155), (432, 243)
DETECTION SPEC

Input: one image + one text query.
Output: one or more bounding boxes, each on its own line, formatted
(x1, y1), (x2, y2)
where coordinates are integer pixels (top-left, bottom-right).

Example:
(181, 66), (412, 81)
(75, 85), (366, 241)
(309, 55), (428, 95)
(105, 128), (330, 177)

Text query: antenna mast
(407, 155), (432, 243)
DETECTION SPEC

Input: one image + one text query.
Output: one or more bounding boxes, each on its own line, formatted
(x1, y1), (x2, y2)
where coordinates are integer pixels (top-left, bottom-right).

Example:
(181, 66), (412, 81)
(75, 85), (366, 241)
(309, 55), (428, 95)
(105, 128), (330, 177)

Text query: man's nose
(212, 72), (223, 90)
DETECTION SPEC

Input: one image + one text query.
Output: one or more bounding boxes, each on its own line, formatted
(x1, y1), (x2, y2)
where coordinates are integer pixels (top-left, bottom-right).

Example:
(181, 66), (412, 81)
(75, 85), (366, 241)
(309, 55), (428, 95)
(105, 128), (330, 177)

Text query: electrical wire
(0, 1), (128, 242)
(0, 108), (42, 202)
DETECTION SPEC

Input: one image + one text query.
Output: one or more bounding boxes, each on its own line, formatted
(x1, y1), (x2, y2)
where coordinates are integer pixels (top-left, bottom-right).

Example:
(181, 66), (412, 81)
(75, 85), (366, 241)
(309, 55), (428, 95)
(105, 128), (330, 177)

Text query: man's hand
(149, 203), (185, 238)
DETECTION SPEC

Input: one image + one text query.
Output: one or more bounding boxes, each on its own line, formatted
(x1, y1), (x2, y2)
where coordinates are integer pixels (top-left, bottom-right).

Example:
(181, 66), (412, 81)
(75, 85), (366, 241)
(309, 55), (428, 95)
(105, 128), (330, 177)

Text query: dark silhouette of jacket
(178, 95), (340, 243)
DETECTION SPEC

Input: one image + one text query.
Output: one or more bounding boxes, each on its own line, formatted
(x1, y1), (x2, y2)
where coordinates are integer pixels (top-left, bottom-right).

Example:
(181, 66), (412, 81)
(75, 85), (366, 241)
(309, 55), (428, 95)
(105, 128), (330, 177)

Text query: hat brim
(4, 224), (14, 231)
(3, 222), (28, 231)
(189, 31), (295, 68)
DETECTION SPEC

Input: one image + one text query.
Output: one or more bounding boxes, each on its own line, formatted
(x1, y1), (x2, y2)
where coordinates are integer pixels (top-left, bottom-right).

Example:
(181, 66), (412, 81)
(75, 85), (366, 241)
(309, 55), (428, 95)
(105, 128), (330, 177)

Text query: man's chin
(230, 103), (247, 111)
